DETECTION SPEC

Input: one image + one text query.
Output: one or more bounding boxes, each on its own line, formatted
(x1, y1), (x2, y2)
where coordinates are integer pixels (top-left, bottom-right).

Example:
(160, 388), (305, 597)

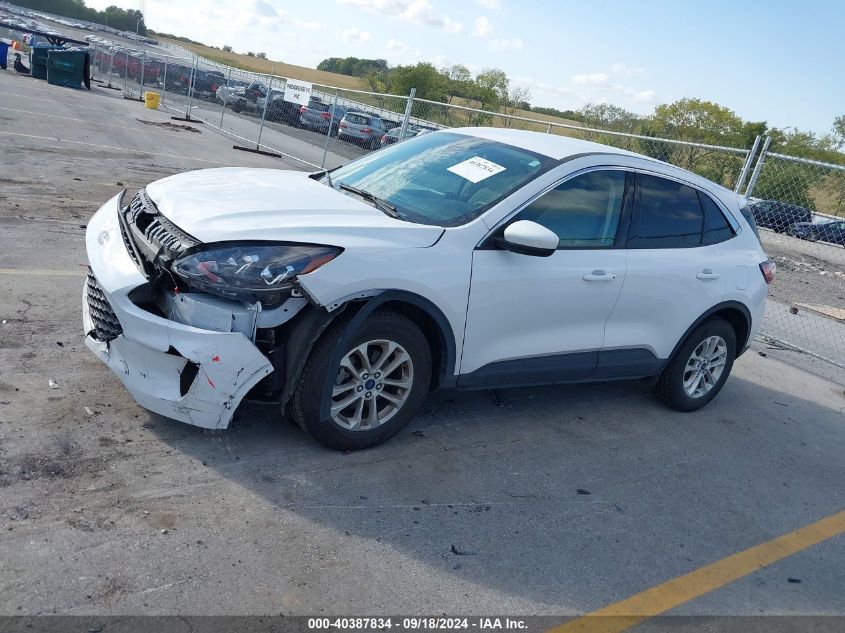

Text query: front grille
(85, 270), (123, 342)
(122, 189), (200, 277)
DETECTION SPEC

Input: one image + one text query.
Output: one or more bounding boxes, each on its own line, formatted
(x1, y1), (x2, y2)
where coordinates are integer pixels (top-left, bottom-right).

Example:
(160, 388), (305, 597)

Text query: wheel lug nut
(356, 385), (363, 392)
(374, 372), (381, 378)
(365, 391), (372, 399)
(376, 383), (383, 390)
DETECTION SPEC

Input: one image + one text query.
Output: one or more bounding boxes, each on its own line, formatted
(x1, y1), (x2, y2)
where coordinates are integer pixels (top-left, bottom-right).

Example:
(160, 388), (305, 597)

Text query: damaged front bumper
(82, 192), (274, 429)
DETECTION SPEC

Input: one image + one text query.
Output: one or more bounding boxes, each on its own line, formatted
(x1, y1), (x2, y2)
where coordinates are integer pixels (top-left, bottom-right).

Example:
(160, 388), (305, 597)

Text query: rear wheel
(292, 312), (432, 450)
(654, 317), (736, 412)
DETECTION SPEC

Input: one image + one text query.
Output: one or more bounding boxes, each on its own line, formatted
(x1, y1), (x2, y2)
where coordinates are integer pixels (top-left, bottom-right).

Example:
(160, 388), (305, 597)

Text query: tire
(292, 311), (432, 450)
(653, 317), (736, 412)
(369, 137), (379, 150)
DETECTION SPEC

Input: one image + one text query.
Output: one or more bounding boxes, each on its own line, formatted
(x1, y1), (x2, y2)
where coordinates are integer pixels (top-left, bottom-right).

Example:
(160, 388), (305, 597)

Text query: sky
(83, 0), (844, 135)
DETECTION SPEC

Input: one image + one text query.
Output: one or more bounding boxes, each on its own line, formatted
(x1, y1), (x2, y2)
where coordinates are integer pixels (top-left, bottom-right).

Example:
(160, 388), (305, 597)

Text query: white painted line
(0, 131), (231, 165)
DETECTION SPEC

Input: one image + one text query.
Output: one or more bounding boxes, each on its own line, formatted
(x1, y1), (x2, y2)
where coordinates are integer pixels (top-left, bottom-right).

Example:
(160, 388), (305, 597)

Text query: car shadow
(146, 364), (845, 611)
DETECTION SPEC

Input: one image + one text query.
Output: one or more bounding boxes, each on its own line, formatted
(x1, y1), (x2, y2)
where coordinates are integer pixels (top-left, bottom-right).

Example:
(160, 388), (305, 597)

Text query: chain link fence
(745, 147), (845, 368)
(85, 41), (845, 370)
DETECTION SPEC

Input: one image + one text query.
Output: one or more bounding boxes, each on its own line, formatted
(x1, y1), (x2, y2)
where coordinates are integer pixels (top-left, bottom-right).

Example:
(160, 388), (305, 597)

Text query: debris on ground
(136, 119), (201, 133)
(576, 489), (591, 495)
(48, 379), (59, 389)
(788, 577), (802, 584)
(450, 544), (477, 556)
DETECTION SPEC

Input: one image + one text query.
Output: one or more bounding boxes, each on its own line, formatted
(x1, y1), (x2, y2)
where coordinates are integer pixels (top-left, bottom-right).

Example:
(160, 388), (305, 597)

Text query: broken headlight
(172, 243), (340, 305)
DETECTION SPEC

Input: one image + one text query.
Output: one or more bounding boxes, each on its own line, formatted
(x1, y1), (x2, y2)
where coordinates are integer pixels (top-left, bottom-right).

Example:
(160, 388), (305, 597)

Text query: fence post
(219, 66), (232, 129)
(139, 50), (145, 97)
(107, 47), (113, 88)
(161, 57), (168, 105)
(745, 135), (772, 199)
(123, 50), (129, 95)
(321, 89), (340, 169)
(734, 134), (761, 193)
(185, 56), (198, 120)
(398, 87), (416, 140)
(255, 75), (274, 150)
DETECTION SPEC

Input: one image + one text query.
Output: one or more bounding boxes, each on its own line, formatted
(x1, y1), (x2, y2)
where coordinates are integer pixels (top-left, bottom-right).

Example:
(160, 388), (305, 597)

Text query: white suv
(83, 128), (773, 450)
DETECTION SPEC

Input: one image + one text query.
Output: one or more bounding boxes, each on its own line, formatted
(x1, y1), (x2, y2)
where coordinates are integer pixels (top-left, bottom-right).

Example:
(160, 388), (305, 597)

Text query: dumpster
(30, 43), (59, 80)
(46, 49), (91, 90)
(144, 91), (160, 110)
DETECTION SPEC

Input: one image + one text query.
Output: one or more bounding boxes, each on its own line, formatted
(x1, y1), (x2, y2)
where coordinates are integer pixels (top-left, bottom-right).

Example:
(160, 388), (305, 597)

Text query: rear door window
(628, 174), (705, 248)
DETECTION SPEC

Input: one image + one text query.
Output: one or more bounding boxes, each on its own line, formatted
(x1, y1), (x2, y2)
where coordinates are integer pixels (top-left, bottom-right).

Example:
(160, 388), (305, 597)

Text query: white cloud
(473, 16), (494, 37)
(477, 0), (501, 9)
(336, 0), (464, 33)
(571, 72), (610, 86)
(252, 0), (278, 17)
(492, 37), (523, 50)
(341, 26), (372, 42)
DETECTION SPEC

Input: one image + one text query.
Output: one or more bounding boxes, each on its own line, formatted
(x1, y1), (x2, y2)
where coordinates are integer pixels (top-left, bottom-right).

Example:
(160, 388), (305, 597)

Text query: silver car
(338, 112), (386, 150)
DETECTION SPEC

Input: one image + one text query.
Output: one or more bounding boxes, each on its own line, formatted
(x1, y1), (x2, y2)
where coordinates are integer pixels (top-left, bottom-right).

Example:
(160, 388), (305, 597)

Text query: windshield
(329, 131), (554, 226)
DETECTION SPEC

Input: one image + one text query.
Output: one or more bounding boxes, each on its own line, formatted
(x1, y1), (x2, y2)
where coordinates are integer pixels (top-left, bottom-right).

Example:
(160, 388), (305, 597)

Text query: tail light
(321, 112), (330, 120)
(300, 106), (307, 113)
(759, 259), (776, 284)
(339, 122), (347, 128)
(362, 127), (372, 134)
(210, 83), (218, 92)
(380, 135), (387, 144)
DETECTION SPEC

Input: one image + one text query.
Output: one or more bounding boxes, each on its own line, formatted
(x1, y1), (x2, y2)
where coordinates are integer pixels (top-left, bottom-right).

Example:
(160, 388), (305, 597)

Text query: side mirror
(496, 220), (558, 257)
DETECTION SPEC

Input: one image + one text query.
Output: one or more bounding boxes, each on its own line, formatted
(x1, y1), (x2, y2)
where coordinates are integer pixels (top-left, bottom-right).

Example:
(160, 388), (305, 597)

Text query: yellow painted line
(0, 268), (86, 277)
(550, 509), (845, 633)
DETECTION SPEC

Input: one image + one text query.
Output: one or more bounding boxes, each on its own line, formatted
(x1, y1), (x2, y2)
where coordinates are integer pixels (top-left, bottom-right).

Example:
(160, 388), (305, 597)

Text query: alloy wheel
(683, 335), (728, 398)
(330, 339), (414, 430)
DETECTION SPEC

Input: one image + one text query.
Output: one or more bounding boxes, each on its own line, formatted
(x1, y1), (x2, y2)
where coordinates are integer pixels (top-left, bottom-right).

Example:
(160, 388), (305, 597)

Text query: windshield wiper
(309, 169), (333, 188)
(338, 183), (399, 219)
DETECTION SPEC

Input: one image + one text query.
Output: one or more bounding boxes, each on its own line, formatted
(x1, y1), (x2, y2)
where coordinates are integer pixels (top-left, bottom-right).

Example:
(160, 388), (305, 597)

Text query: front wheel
(292, 311), (432, 450)
(653, 317), (736, 412)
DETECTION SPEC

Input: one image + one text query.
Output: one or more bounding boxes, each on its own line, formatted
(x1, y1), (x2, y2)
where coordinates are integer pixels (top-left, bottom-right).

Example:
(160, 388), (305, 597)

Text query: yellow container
(144, 91), (161, 110)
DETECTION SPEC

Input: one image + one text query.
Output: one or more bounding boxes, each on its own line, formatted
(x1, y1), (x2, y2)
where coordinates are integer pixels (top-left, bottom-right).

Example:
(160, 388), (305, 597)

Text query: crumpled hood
(145, 167), (443, 248)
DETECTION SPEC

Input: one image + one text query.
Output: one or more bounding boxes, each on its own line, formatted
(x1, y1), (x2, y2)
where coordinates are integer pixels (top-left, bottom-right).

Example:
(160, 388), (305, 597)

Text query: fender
(317, 290), (458, 421)
(668, 300), (753, 361)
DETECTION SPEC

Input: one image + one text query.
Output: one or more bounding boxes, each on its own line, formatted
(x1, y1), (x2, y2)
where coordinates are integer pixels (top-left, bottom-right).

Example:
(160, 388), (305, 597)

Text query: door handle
(696, 269), (721, 281)
(583, 270), (616, 282)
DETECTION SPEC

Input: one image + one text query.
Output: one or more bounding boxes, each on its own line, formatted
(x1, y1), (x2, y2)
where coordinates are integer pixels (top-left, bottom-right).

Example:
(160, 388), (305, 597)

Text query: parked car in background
(380, 125), (421, 147)
(749, 200), (813, 233)
(788, 219), (845, 245)
(228, 83), (281, 114)
(338, 112), (386, 149)
(266, 94), (302, 127)
(300, 99), (348, 135)
(84, 128), (771, 450)
(215, 79), (250, 103)
(191, 70), (226, 101)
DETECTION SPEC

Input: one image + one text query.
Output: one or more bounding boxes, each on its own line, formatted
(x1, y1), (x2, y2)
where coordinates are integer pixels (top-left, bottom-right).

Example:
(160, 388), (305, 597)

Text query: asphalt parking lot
(2, 73), (845, 624)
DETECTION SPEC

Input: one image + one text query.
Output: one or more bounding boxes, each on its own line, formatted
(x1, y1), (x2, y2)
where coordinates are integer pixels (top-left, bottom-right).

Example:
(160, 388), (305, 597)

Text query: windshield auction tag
(447, 157), (506, 183)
